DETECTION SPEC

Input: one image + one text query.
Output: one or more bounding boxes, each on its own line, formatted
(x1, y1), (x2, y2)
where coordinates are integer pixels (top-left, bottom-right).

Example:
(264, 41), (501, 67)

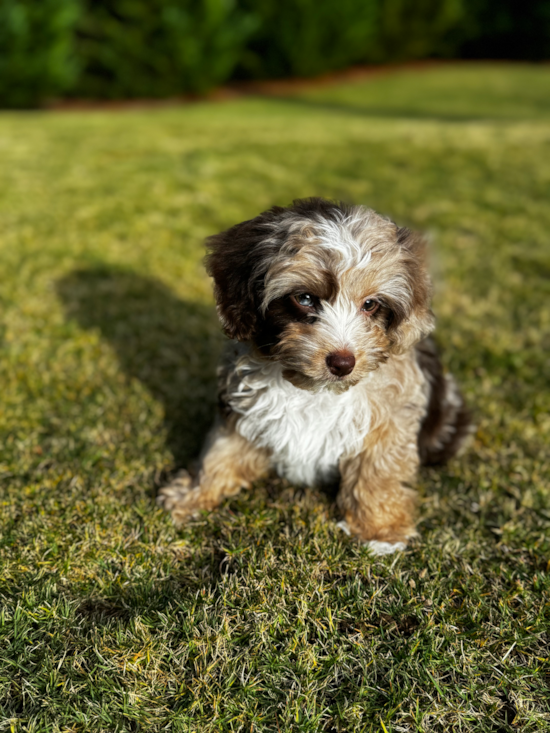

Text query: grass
(0, 62), (549, 732)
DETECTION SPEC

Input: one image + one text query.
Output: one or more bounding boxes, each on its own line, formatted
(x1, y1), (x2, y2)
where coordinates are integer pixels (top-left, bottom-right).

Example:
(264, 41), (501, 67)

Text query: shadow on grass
(57, 266), (223, 466)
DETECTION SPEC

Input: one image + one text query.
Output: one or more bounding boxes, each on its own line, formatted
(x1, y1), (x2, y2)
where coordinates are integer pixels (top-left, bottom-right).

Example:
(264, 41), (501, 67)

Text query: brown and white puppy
(158, 198), (471, 554)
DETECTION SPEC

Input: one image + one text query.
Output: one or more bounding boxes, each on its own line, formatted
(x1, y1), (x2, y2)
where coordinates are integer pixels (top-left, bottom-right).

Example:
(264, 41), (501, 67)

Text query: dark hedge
(460, 0), (550, 60)
(0, 0), (80, 107)
(0, 0), (548, 107)
(236, 0), (379, 78)
(74, 0), (256, 99)
(376, 0), (465, 61)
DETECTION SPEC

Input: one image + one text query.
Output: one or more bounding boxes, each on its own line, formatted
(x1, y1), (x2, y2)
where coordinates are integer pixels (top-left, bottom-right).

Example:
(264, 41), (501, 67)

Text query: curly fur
(158, 198), (472, 554)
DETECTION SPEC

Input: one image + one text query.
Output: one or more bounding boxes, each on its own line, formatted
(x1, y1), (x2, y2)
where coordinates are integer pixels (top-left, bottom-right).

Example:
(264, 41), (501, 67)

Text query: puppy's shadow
(57, 266), (224, 465)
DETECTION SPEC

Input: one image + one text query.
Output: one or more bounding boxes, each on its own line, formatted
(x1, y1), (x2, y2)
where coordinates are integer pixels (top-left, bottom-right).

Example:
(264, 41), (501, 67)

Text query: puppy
(158, 198), (471, 554)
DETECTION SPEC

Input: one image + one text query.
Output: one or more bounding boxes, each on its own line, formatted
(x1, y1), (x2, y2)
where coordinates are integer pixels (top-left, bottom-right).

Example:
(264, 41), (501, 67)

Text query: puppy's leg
(338, 418), (420, 554)
(158, 424), (270, 526)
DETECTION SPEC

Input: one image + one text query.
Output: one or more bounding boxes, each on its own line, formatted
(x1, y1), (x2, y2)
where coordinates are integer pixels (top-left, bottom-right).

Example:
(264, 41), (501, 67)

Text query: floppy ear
(205, 207), (285, 341)
(388, 227), (435, 353)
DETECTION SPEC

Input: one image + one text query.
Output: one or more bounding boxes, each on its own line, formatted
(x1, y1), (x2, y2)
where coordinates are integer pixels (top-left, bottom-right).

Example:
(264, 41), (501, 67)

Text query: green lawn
(1, 63), (549, 732)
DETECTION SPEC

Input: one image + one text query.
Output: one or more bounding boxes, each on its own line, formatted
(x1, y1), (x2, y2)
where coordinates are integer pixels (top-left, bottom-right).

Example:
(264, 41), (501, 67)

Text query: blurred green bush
(236, 0), (468, 79)
(237, 0), (379, 78)
(0, 0), (548, 107)
(375, 0), (465, 62)
(0, 0), (80, 107)
(74, 0), (256, 99)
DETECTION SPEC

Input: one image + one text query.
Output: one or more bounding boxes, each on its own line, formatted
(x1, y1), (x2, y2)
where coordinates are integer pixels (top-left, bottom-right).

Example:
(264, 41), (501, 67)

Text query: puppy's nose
(326, 350), (356, 377)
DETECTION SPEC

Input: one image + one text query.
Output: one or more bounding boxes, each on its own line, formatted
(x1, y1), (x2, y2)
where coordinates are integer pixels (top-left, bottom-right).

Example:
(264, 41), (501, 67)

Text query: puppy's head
(206, 198), (434, 391)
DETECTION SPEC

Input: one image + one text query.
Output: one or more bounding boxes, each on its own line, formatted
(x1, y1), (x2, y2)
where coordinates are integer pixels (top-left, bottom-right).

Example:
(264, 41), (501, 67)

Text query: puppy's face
(206, 198), (434, 391)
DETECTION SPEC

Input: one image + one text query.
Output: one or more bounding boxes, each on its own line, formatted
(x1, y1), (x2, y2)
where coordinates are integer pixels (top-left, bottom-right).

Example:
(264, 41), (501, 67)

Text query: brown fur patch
(416, 338), (473, 465)
(337, 354), (424, 543)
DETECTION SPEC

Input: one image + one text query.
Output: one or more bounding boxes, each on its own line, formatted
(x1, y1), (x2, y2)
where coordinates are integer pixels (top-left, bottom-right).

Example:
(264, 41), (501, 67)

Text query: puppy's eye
(361, 299), (379, 315)
(295, 293), (315, 308)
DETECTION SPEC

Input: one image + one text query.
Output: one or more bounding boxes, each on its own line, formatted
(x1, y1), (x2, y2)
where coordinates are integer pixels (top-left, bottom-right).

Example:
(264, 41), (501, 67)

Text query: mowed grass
(0, 63), (549, 732)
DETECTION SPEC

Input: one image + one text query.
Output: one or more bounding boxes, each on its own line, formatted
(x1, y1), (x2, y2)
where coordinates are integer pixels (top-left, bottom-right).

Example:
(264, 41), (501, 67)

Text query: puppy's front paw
(363, 539), (407, 556)
(336, 520), (410, 555)
(157, 469), (193, 510)
(157, 470), (205, 525)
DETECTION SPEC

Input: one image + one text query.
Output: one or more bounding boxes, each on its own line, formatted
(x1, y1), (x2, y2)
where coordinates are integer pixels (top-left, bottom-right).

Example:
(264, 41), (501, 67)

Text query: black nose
(326, 351), (356, 377)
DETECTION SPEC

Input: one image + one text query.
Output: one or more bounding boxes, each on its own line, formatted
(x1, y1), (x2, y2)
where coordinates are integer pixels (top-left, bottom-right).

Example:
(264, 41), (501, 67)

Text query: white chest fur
(227, 360), (371, 486)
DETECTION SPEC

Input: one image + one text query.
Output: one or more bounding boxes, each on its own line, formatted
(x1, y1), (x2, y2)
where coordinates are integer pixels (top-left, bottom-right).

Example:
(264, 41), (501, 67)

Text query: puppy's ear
(388, 227), (435, 353)
(397, 226), (428, 260)
(205, 207), (285, 341)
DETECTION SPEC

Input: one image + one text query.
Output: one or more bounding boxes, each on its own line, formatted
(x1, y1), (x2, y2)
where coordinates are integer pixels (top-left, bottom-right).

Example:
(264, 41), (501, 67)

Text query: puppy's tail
(416, 338), (474, 466)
